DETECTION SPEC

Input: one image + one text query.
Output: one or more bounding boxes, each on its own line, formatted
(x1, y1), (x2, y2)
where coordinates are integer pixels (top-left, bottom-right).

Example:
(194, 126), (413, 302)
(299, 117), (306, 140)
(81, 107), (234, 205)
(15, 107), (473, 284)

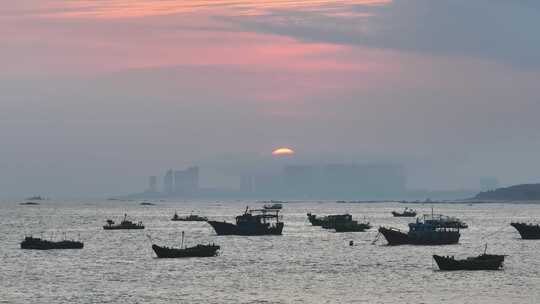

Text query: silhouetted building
(164, 169), (174, 195)
(322, 164), (405, 197)
(283, 165), (320, 197)
(240, 175), (254, 195)
(174, 167), (199, 196)
(147, 176), (157, 193)
(252, 163), (405, 199)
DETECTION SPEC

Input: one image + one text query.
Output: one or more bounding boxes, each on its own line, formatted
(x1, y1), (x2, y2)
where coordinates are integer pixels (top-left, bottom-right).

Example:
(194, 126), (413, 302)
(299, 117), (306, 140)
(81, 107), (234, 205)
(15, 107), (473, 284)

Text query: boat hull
(391, 212), (416, 217)
(207, 221), (283, 236)
(21, 238), (83, 250)
(103, 225), (145, 230)
(171, 218), (207, 222)
(307, 213), (325, 226)
(433, 254), (504, 271)
(511, 222), (540, 239)
(103, 225), (144, 230)
(152, 244), (219, 258)
(334, 223), (371, 232)
(378, 227), (460, 245)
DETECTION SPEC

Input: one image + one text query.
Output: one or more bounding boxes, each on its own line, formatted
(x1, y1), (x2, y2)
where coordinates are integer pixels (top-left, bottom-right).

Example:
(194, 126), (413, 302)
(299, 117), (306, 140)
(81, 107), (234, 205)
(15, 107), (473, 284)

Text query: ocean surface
(1, 200), (540, 304)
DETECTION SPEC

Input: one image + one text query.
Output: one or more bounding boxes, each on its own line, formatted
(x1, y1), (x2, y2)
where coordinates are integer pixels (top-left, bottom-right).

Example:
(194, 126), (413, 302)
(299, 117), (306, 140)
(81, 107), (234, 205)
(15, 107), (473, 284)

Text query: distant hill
(475, 184), (540, 200)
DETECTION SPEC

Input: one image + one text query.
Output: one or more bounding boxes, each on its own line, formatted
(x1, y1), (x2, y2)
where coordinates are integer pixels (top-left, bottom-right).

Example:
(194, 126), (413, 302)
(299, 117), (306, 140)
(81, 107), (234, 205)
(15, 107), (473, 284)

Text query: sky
(1, 0), (540, 198)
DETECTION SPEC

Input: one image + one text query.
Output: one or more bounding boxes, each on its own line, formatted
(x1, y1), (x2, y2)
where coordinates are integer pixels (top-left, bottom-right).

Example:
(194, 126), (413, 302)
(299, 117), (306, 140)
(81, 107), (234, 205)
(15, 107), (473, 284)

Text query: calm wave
(1, 201), (539, 303)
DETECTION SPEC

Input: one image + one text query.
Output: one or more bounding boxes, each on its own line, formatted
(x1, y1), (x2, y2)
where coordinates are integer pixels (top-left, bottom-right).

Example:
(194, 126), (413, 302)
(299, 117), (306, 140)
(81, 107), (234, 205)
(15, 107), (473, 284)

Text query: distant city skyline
(2, 1), (540, 199)
(131, 159), (487, 200)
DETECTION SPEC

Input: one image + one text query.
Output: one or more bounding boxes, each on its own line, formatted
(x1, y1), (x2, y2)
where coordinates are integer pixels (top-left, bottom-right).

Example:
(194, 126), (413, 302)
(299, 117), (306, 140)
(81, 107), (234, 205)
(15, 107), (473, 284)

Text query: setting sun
(272, 147), (295, 156)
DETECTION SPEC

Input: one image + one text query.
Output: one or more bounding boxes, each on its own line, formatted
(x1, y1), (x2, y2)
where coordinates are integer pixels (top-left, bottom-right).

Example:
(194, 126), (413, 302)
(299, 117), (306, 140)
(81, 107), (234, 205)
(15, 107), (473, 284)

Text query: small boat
(307, 213), (326, 226)
(433, 245), (505, 270)
(207, 206), (284, 236)
(334, 220), (371, 232)
(152, 232), (219, 258)
(103, 214), (144, 230)
(263, 202), (283, 210)
(26, 195), (47, 201)
(510, 222), (540, 239)
(171, 212), (208, 222)
(21, 236), (83, 250)
(322, 214), (353, 229)
(392, 208), (417, 217)
(433, 254), (505, 271)
(307, 213), (370, 232)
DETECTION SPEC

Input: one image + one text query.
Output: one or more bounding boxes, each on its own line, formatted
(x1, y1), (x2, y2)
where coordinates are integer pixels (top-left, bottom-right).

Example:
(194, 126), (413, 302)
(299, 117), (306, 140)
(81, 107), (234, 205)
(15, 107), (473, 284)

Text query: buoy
(349, 240), (354, 246)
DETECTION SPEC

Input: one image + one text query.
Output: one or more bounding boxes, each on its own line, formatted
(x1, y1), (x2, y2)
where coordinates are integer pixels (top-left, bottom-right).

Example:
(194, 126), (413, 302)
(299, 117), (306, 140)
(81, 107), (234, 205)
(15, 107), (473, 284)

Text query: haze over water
(2, 201), (540, 303)
(3, 1), (540, 303)
(2, 0), (540, 198)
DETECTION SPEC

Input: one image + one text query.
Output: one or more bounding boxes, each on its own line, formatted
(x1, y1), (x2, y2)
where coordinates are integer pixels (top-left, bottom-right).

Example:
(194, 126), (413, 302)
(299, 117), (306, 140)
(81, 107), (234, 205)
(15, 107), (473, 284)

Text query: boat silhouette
(207, 207), (283, 236)
(103, 214), (144, 230)
(378, 214), (460, 245)
(171, 211), (207, 222)
(21, 236), (83, 250)
(433, 245), (505, 270)
(510, 222), (540, 239)
(151, 232), (219, 258)
(391, 208), (417, 217)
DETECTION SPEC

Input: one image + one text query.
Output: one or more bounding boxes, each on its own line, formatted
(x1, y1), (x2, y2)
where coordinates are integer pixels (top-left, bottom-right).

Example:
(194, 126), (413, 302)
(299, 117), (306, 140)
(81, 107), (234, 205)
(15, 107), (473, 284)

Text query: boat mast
(181, 231), (185, 249)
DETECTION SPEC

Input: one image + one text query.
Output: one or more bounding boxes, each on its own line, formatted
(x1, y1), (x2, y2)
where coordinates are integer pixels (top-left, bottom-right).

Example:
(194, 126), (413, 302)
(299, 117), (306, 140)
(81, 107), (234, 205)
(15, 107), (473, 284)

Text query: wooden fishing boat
(171, 212), (207, 222)
(103, 214), (144, 230)
(391, 208), (417, 217)
(207, 207), (283, 235)
(433, 246), (504, 270)
(433, 254), (504, 271)
(151, 232), (219, 258)
(21, 236), (83, 250)
(510, 222), (540, 239)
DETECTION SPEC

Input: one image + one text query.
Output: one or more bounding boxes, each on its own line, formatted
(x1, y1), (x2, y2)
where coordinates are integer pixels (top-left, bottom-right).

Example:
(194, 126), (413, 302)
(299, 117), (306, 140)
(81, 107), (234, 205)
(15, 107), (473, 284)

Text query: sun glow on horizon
(272, 147), (295, 156)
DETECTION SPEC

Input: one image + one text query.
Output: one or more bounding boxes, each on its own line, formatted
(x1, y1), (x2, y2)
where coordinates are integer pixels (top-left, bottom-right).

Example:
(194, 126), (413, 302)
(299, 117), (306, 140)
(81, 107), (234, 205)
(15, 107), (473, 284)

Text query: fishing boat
(378, 216), (460, 245)
(391, 207), (417, 217)
(334, 220), (371, 232)
(307, 213), (326, 226)
(322, 214), (353, 229)
(20, 201), (40, 205)
(510, 222), (540, 239)
(152, 232), (219, 258)
(140, 202), (156, 206)
(171, 212), (208, 222)
(423, 213), (468, 229)
(20, 236), (83, 250)
(263, 202), (283, 210)
(433, 246), (505, 270)
(207, 207), (284, 236)
(103, 214), (144, 230)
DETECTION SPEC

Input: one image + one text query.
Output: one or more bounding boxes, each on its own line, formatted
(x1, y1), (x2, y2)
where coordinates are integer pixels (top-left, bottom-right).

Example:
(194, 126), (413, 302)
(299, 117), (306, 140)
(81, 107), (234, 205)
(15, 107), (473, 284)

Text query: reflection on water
(1, 200), (539, 303)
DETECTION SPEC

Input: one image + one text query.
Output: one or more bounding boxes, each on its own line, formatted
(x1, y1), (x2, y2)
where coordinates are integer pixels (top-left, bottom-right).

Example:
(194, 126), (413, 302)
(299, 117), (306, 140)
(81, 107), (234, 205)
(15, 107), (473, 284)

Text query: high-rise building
(283, 165), (320, 197)
(164, 169), (174, 195)
(253, 163), (406, 198)
(174, 166), (199, 196)
(321, 164), (405, 197)
(240, 175), (254, 195)
(148, 176), (157, 193)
